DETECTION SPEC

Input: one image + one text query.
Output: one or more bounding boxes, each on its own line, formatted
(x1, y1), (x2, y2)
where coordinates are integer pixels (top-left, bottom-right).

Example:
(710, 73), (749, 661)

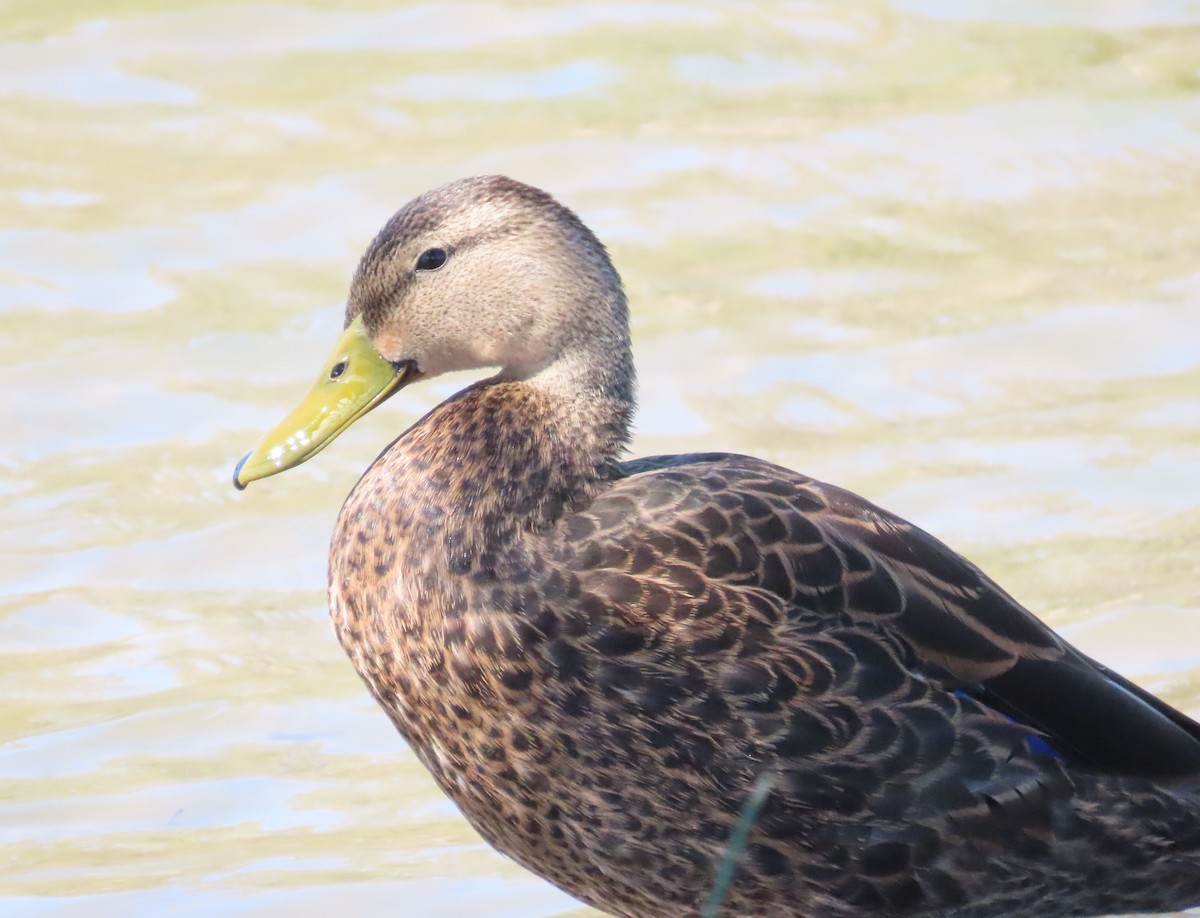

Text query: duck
(234, 175), (1200, 918)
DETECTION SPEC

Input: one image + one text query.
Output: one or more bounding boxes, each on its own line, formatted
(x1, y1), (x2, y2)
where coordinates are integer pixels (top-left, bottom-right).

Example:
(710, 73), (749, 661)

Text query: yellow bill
(233, 315), (411, 490)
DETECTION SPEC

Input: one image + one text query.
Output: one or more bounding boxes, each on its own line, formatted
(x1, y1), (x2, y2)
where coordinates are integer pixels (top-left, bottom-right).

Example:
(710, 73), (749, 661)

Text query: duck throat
(332, 366), (632, 585)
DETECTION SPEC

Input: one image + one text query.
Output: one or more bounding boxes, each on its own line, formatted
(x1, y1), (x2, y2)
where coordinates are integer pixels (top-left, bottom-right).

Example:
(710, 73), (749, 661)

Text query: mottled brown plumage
(268, 176), (1200, 916)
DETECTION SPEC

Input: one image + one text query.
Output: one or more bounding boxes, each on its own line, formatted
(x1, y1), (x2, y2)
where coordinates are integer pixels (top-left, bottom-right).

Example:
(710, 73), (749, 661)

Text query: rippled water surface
(3, 1), (1200, 916)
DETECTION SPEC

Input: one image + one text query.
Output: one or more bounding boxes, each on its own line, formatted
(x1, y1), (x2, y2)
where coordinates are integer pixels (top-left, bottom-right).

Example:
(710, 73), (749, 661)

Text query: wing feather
(596, 452), (1200, 779)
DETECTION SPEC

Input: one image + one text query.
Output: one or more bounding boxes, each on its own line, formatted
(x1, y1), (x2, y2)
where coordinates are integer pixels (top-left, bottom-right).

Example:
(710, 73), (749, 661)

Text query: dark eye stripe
(416, 247), (447, 271)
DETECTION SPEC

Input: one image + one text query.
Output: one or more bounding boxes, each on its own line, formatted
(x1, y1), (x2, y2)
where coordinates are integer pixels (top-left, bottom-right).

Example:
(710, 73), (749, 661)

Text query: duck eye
(415, 247), (448, 272)
(330, 359), (347, 379)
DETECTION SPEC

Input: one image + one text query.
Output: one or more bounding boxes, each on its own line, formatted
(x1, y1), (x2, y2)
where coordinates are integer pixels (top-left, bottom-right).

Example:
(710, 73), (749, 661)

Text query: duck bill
(233, 315), (411, 490)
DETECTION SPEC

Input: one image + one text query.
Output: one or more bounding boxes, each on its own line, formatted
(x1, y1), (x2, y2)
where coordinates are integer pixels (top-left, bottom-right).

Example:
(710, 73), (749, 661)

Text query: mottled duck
(234, 176), (1200, 917)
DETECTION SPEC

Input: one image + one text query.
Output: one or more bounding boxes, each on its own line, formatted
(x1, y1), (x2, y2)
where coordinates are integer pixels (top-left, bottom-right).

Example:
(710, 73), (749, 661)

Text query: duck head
(233, 175), (630, 490)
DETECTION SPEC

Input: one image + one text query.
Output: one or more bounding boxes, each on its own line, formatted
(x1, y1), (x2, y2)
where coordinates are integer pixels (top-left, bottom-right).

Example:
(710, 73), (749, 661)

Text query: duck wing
(604, 452), (1200, 779)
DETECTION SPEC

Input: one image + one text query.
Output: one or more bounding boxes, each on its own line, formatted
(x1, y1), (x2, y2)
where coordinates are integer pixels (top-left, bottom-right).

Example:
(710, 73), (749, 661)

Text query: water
(2, 1), (1199, 915)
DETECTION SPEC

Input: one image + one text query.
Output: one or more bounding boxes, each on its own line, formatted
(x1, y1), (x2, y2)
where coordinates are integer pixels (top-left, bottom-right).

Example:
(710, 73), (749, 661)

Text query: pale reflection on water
(2, 1), (1199, 916)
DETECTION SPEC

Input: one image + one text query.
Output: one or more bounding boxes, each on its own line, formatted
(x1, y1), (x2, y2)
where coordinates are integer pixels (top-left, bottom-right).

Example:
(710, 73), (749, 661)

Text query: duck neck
(520, 342), (636, 465)
(345, 344), (634, 565)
